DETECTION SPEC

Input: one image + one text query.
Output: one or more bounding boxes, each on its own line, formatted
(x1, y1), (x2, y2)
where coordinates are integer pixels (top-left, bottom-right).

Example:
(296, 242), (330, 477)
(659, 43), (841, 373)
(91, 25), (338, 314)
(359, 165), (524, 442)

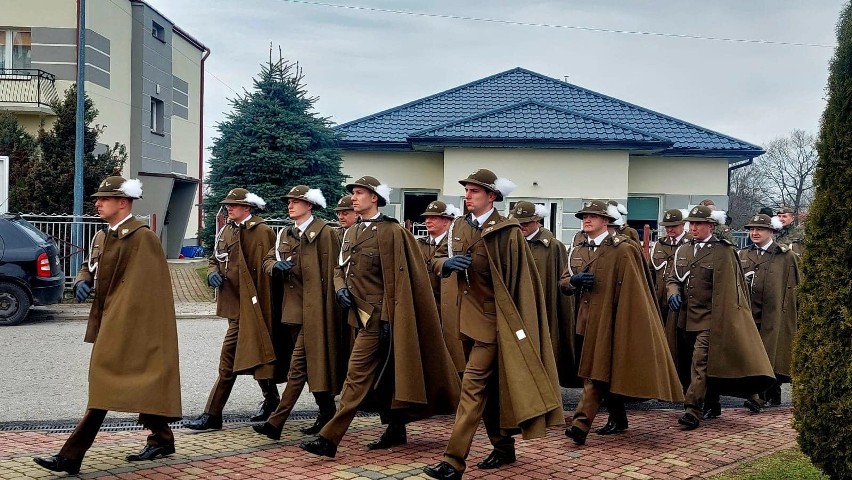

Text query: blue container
(180, 246), (205, 258)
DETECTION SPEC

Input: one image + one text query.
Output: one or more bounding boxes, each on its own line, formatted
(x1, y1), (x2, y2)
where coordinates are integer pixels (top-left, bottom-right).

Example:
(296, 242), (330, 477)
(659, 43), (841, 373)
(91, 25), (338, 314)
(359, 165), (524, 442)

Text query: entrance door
(506, 199), (562, 234)
(403, 190), (438, 236)
(627, 196), (660, 241)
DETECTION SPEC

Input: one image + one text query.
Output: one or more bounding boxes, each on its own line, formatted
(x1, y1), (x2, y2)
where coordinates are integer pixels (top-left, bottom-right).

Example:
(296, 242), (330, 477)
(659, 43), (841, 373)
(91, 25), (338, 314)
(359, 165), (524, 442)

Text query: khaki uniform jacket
(666, 237), (776, 396)
(334, 216), (461, 420)
(527, 228), (579, 388)
(76, 219), (181, 418)
(738, 243), (799, 381)
(650, 234), (692, 360)
(436, 213), (563, 439)
(209, 217), (277, 380)
(558, 234), (684, 402)
(262, 218), (347, 394)
(417, 235), (465, 374)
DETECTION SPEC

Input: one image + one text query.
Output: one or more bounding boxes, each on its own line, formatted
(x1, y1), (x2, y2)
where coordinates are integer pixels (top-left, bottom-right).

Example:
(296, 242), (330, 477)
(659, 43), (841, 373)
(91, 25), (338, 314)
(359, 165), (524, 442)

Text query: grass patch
(195, 266), (212, 290)
(711, 448), (828, 480)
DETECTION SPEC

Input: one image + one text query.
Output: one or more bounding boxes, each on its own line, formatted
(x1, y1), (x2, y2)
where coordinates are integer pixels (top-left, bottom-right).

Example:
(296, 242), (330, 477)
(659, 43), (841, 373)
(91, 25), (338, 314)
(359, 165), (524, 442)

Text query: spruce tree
(0, 112), (38, 211)
(201, 53), (345, 247)
(792, 3), (852, 478)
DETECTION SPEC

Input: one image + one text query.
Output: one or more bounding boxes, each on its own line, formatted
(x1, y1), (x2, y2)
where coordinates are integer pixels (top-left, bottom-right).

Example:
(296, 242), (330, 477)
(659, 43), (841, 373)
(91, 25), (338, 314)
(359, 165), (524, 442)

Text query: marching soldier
(185, 188), (280, 431)
(424, 169), (562, 480)
(510, 201), (578, 388)
(300, 175), (460, 457)
(34, 175), (181, 474)
(667, 205), (775, 430)
(698, 199), (734, 243)
(739, 213), (800, 408)
(651, 209), (692, 388)
(774, 206), (805, 256)
(607, 200), (641, 244)
(252, 186), (346, 440)
(558, 200), (682, 446)
(418, 200), (466, 374)
(335, 194), (357, 231)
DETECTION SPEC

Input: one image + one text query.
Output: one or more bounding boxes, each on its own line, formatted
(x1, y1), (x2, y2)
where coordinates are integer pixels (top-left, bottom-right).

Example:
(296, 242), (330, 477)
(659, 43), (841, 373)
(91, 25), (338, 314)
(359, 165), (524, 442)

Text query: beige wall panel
(442, 148), (630, 199)
(341, 151), (444, 189)
(628, 156), (729, 195)
(0, 0), (75, 27)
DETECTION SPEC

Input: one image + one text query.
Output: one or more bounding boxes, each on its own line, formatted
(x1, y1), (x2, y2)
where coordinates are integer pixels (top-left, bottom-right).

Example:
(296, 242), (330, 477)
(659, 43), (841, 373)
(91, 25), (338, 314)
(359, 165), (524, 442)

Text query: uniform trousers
(571, 379), (626, 431)
(59, 409), (173, 461)
(319, 328), (384, 445)
(443, 339), (514, 473)
(267, 327), (336, 430)
(684, 330), (711, 418)
(205, 317), (279, 416)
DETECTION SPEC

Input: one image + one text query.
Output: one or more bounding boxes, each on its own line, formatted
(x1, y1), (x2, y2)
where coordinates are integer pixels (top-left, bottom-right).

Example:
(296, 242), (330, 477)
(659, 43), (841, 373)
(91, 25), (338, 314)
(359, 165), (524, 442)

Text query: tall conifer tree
(202, 52), (345, 246)
(792, 3), (852, 478)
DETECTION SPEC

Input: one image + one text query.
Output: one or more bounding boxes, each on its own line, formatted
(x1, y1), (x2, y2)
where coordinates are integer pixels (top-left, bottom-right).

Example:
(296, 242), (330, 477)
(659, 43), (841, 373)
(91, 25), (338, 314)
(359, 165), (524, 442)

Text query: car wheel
(0, 282), (31, 326)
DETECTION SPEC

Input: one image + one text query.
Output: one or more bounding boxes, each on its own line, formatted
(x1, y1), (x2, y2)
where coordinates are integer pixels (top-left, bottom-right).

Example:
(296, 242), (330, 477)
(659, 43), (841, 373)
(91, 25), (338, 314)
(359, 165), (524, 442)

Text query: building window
(0, 30), (32, 71)
(150, 97), (164, 134)
(151, 21), (165, 42)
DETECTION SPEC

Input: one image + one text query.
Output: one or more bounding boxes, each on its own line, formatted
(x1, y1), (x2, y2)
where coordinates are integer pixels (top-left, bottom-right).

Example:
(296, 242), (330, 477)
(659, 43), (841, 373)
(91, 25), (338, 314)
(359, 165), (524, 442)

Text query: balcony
(0, 69), (59, 114)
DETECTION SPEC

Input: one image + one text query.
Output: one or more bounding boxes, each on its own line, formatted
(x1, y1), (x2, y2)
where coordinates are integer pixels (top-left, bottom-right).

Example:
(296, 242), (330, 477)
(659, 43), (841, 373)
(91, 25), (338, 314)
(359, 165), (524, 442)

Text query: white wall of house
(627, 156), (729, 196)
(341, 151), (444, 188)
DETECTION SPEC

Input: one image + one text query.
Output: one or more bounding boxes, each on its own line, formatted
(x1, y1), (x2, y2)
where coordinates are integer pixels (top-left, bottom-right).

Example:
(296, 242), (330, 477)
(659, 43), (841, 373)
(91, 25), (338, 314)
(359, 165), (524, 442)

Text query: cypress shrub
(792, 3), (852, 479)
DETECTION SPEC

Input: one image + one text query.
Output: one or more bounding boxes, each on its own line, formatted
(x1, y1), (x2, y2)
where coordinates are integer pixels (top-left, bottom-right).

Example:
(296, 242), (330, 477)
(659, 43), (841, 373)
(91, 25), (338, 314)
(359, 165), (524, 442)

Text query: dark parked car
(0, 214), (64, 326)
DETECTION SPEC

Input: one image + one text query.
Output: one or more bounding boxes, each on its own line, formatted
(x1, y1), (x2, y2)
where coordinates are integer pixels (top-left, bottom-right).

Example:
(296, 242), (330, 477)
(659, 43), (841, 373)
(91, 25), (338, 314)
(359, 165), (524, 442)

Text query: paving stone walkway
(0, 407), (795, 479)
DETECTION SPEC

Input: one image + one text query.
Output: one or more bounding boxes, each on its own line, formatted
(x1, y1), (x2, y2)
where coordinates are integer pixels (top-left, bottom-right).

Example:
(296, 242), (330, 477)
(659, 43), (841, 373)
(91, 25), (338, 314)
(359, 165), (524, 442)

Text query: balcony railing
(0, 68), (59, 109)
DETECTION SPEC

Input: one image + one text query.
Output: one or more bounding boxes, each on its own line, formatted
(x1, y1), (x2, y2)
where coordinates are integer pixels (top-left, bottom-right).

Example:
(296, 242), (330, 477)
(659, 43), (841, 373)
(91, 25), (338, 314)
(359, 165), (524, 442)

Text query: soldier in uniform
(651, 209), (692, 388)
(185, 188), (280, 431)
(418, 200), (466, 374)
(252, 185), (346, 440)
(698, 199), (734, 243)
(510, 201), (578, 388)
(558, 200), (682, 446)
(335, 194), (357, 230)
(607, 200), (641, 244)
(34, 175), (181, 474)
(774, 206), (805, 256)
(300, 175), (460, 458)
(739, 213), (800, 408)
(667, 205), (775, 430)
(424, 169), (562, 480)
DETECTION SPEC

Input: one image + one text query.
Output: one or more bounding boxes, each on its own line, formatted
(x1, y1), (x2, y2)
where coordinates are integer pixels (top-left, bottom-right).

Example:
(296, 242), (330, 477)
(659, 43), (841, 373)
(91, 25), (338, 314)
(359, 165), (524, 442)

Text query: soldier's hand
(570, 272), (595, 288)
(74, 281), (92, 303)
(272, 260), (294, 273)
(207, 271), (224, 288)
(442, 255), (472, 275)
(336, 288), (353, 308)
(668, 293), (683, 311)
(379, 322), (390, 343)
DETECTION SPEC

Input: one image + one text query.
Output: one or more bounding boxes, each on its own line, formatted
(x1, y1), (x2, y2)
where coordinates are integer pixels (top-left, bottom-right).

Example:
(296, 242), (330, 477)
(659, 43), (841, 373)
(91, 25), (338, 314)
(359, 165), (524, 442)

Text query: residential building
(0, 0), (207, 257)
(336, 67), (764, 242)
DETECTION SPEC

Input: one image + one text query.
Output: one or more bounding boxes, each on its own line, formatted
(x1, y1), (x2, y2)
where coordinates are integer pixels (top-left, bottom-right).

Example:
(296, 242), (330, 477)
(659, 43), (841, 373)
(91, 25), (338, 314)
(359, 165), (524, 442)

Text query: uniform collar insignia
(371, 225), (377, 231)
(487, 220), (495, 225)
(541, 238), (550, 247)
(485, 226), (494, 233)
(120, 228), (129, 236)
(309, 231), (316, 239)
(249, 221), (255, 227)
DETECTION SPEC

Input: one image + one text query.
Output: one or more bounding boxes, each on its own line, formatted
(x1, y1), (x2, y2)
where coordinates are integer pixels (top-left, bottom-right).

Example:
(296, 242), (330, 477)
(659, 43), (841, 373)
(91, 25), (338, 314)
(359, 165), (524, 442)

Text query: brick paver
(169, 260), (213, 303)
(0, 407), (795, 479)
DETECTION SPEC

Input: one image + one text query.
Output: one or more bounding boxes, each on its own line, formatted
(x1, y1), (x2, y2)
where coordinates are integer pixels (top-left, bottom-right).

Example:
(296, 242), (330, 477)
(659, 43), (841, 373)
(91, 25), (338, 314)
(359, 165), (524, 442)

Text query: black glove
(74, 281), (92, 303)
(668, 293), (683, 311)
(379, 322), (391, 343)
(569, 272), (595, 288)
(442, 255), (472, 275)
(272, 260), (294, 273)
(336, 288), (352, 308)
(207, 271), (224, 288)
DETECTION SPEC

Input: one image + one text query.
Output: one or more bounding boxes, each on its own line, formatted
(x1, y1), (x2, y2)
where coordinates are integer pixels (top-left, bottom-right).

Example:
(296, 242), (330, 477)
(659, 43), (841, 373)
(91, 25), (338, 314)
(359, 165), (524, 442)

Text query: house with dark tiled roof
(335, 67), (763, 241)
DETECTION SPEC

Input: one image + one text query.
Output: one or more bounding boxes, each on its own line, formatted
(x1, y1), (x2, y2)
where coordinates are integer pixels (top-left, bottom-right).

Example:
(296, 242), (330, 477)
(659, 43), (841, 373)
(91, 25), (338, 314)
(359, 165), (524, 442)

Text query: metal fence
(0, 69), (59, 107)
(22, 214), (149, 288)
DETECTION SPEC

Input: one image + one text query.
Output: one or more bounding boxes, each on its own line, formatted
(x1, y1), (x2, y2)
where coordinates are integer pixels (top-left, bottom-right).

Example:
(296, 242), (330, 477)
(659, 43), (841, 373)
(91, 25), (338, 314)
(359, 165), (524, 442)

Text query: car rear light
(37, 252), (52, 278)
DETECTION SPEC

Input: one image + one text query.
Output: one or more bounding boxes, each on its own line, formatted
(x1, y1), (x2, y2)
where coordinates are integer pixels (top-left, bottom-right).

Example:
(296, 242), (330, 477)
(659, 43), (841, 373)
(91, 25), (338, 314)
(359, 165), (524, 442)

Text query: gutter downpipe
(197, 46), (210, 245)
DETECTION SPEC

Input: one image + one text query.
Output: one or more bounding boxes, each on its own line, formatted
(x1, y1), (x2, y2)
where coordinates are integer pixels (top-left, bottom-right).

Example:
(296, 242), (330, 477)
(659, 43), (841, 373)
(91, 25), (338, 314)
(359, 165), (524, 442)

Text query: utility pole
(71, 0), (86, 277)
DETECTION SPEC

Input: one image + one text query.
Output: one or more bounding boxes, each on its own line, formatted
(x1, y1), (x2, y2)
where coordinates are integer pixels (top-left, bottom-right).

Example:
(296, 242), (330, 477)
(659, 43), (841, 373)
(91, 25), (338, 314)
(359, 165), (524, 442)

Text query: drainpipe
(197, 46), (210, 245)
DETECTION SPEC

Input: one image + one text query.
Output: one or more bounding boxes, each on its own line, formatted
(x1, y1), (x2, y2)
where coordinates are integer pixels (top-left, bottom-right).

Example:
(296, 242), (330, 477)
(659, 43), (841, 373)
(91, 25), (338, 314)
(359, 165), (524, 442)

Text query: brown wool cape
(78, 219), (181, 418)
(572, 236), (684, 403)
(528, 228), (579, 388)
(263, 219), (348, 394)
(480, 219), (564, 439)
(374, 219), (462, 419)
(418, 237), (466, 374)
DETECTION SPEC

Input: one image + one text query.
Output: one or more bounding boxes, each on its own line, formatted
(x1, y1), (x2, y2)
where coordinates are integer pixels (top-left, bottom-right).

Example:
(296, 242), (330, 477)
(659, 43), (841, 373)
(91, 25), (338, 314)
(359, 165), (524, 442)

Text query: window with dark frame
(151, 21), (165, 42)
(150, 97), (164, 134)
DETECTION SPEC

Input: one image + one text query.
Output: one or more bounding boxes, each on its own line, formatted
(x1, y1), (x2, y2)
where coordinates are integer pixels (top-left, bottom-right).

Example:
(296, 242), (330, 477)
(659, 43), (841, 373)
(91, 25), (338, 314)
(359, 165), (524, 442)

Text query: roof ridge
(335, 67), (527, 130)
(519, 68), (762, 151)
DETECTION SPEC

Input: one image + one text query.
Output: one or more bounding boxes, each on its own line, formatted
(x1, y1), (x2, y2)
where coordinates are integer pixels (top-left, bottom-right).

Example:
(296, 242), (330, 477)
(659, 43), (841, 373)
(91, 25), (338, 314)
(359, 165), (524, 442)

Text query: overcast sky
(145, 0), (844, 160)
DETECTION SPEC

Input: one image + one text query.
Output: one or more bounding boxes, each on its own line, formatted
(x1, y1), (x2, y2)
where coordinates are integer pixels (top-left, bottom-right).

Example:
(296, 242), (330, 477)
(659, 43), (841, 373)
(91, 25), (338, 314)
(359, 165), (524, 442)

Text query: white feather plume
(616, 202), (628, 215)
(375, 184), (392, 203)
(118, 178), (143, 198)
(606, 204), (621, 222)
(304, 188), (327, 209)
(244, 192), (266, 209)
(770, 215), (783, 231)
(494, 177), (516, 197)
(710, 209), (727, 224)
(444, 203), (462, 217)
(534, 203), (550, 219)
